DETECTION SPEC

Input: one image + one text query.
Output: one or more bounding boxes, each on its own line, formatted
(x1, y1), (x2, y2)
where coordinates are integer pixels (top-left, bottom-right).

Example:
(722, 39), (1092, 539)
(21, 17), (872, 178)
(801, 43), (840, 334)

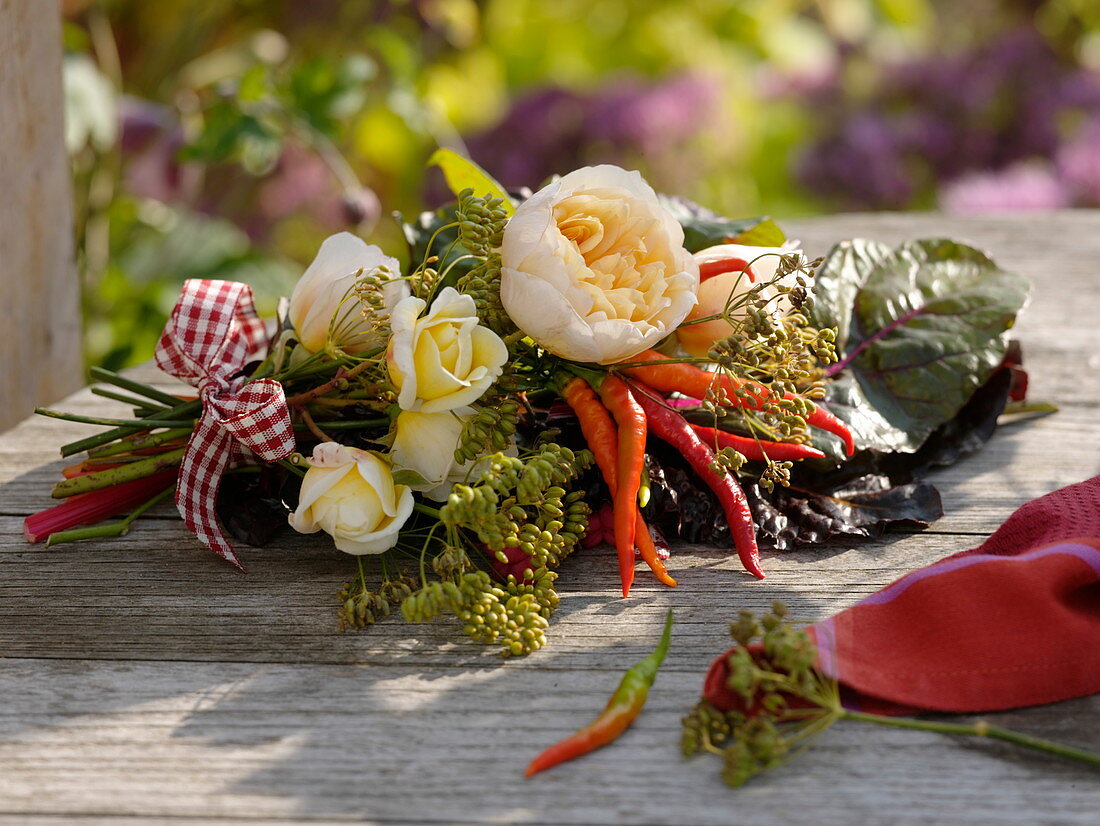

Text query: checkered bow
(155, 280), (295, 570)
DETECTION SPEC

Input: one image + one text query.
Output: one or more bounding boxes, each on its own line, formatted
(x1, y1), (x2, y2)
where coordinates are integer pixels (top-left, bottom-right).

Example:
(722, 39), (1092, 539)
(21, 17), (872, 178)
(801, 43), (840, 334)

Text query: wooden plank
(0, 212), (1099, 824)
(0, 0), (83, 434)
(0, 657), (1097, 824)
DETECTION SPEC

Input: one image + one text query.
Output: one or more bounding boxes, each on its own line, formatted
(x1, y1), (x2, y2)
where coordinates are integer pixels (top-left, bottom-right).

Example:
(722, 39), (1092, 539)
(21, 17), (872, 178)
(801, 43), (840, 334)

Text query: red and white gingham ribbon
(155, 280), (294, 570)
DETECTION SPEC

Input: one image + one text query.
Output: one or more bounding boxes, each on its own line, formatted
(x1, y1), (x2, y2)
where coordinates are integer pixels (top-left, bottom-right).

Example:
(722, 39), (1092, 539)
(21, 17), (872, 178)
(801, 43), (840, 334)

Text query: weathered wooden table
(2, 213), (1098, 825)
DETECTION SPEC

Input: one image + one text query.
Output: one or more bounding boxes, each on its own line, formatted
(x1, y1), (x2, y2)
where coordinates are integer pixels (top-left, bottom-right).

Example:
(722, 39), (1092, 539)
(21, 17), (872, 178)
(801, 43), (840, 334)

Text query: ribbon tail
(176, 416), (247, 572)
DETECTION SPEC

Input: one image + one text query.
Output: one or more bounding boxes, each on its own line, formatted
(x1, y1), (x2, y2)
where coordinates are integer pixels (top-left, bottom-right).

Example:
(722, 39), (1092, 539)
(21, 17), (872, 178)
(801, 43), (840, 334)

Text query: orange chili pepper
(622, 350), (855, 456)
(526, 610), (673, 777)
(560, 377), (676, 590)
(598, 375), (648, 598)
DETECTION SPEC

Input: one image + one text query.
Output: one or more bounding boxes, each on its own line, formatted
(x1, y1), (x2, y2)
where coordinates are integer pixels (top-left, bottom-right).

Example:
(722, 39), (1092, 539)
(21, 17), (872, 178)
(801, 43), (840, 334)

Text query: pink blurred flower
(939, 161), (1071, 212)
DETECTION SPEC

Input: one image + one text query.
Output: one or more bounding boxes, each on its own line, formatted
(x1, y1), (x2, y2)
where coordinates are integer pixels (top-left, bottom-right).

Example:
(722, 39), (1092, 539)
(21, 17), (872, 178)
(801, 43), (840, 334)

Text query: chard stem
(51, 447), (187, 499)
(841, 710), (1100, 768)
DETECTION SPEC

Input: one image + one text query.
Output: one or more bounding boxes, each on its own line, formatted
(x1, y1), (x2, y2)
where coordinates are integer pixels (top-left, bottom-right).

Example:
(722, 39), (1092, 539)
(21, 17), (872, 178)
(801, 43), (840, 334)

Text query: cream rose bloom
(676, 242), (799, 358)
(387, 287), (508, 413)
(499, 164), (699, 364)
(289, 232), (409, 354)
(288, 443), (413, 555)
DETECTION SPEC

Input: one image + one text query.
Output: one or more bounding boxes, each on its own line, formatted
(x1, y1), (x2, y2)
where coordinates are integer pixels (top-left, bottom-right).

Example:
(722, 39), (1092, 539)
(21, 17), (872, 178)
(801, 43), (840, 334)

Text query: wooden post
(0, 0), (83, 432)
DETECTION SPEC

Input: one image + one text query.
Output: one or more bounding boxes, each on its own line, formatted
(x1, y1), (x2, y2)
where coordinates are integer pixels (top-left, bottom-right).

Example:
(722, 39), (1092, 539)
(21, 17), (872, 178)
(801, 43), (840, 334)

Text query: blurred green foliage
(61, 0), (1099, 369)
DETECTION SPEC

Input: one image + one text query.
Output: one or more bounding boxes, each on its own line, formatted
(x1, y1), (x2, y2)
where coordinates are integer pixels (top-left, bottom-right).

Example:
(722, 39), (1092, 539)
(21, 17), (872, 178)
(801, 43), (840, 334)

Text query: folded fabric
(705, 474), (1100, 715)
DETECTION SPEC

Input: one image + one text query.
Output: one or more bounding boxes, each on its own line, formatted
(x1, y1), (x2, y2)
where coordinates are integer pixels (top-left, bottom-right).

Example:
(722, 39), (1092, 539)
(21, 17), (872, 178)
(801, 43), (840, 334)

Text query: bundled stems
(88, 427), (193, 458)
(51, 447), (187, 498)
(88, 366), (191, 407)
(59, 399), (202, 457)
(45, 485), (177, 546)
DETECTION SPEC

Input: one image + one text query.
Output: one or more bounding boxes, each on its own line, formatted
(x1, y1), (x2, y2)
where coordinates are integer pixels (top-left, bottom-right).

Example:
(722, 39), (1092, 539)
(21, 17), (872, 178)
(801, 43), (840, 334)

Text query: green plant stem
(45, 485), (177, 547)
(51, 447), (187, 499)
(841, 710), (1100, 768)
(88, 367), (187, 407)
(59, 399), (202, 457)
(87, 428), (194, 458)
(90, 386), (169, 413)
(285, 359), (376, 407)
(293, 418), (389, 431)
(413, 503), (442, 519)
(278, 458), (307, 478)
(36, 408), (195, 429)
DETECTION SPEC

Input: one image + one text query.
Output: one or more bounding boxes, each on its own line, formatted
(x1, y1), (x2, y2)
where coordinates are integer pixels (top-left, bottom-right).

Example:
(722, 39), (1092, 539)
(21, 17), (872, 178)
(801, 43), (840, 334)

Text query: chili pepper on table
(630, 381), (765, 580)
(597, 375), (649, 598)
(689, 423), (826, 463)
(525, 609), (674, 777)
(621, 350), (856, 457)
(561, 376), (676, 592)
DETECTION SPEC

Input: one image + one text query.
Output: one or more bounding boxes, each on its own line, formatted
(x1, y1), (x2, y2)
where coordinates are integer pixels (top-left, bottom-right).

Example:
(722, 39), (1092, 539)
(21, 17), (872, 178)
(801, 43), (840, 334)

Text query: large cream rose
(499, 165), (699, 364)
(288, 442), (413, 555)
(677, 242), (799, 358)
(289, 232), (409, 355)
(386, 287), (508, 413)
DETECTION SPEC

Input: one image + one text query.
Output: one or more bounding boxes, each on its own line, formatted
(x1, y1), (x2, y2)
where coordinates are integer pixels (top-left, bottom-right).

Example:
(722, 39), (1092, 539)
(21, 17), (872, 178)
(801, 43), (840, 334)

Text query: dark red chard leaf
(745, 476), (943, 551)
(811, 238), (1028, 453)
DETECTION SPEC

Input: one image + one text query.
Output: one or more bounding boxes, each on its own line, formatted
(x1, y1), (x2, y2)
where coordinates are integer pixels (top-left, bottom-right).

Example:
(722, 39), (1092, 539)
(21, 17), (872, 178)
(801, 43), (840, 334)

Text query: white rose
(386, 287), (508, 413)
(289, 232), (409, 354)
(288, 442), (414, 555)
(676, 242), (800, 358)
(499, 164), (699, 364)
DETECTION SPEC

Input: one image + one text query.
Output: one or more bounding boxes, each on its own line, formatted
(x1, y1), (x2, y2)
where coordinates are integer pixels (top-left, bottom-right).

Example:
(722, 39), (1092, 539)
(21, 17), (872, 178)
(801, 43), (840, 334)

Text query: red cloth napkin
(704, 474), (1100, 715)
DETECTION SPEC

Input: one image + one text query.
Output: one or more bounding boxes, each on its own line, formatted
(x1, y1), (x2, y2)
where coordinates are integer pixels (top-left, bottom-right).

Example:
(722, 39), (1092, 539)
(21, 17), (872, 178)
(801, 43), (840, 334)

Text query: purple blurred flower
(939, 161), (1070, 212)
(459, 73), (721, 199)
(119, 96), (199, 203)
(797, 113), (912, 209)
(796, 26), (1100, 210)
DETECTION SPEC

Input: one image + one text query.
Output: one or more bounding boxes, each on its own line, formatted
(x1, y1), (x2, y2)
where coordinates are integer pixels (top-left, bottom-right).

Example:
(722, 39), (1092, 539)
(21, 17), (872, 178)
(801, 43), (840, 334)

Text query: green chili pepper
(525, 610), (674, 777)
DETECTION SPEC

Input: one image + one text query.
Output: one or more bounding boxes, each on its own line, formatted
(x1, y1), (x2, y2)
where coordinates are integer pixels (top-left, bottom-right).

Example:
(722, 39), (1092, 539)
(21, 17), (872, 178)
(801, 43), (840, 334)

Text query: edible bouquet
(26, 152), (1033, 657)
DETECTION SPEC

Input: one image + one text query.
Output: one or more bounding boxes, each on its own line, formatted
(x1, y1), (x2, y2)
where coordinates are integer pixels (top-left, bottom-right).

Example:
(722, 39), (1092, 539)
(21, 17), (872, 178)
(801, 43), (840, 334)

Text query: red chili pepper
(526, 609), (674, 777)
(688, 423), (826, 462)
(560, 377), (676, 590)
(622, 350), (855, 456)
(598, 375), (648, 598)
(630, 382), (765, 580)
(699, 257), (753, 283)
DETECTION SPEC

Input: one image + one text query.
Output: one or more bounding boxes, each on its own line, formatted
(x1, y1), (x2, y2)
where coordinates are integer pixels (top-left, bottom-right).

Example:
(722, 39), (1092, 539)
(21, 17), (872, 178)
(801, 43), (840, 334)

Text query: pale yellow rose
(288, 442), (413, 555)
(387, 407), (512, 502)
(388, 408), (471, 496)
(677, 242), (799, 358)
(386, 287), (508, 413)
(499, 164), (699, 364)
(288, 232), (409, 354)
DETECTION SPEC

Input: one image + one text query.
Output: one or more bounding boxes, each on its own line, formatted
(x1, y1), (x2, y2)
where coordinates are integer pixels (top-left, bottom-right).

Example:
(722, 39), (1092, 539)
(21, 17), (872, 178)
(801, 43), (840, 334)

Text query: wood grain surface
(1, 213), (1098, 825)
